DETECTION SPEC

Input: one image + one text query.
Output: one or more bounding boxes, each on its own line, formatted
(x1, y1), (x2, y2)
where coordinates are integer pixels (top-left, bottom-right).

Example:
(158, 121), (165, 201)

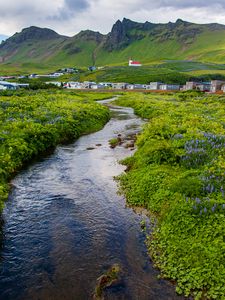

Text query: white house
(0, 81), (19, 90)
(129, 59), (142, 67)
(221, 84), (225, 93)
(210, 80), (225, 93)
(112, 82), (128, 89)
(126, 84), (135, 90)
(146, 82), (163, 90)
(64, 82), (84, 89)
(160, 84), (180, 91)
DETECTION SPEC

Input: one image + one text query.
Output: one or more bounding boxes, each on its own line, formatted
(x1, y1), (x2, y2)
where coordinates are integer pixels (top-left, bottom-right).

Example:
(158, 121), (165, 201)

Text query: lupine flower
(195, 198), (201, 204)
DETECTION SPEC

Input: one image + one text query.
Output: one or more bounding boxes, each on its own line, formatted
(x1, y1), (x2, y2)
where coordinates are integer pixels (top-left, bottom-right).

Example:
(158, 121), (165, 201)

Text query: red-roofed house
(129, 59), (142, 67)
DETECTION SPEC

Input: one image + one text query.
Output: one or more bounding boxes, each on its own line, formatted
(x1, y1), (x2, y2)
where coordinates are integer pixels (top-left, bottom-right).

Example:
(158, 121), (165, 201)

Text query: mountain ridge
(1, 18), (225, 72)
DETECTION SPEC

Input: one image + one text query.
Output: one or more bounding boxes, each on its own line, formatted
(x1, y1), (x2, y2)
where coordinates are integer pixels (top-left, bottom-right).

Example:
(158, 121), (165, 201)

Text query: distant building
(196, 82), (211, 92)
(147, 82), (163, 90)
(99, 82), (112, 88)
(83, 81), (96, 89)
(0, 81), (19, 90)
(49, 73), (64, 78)
(221, 84), (225, 93)
(126, 84), (146, 89)
(64, 82), (84, 89)
(160, 84), (180, 91)
(210, 80), (225, 93)
(112, 82), (128, 89)
(129, 59), (142, 67)
(60, 68), (77, 74)
(126, 84), (135, 90)
(90, 84), (106, 89)
(29, 74), (38, 79)
(17, 83), (29, 88)
(183, 82), (201, 90)
(134, 84), (146, 89)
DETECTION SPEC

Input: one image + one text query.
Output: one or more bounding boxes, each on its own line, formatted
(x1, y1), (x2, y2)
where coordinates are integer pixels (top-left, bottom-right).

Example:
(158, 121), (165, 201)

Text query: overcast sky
(1, 0), (225, 36)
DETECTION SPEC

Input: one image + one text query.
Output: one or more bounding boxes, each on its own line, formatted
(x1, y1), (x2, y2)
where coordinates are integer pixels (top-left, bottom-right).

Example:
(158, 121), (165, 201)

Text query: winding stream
(0, 99), (184, 300)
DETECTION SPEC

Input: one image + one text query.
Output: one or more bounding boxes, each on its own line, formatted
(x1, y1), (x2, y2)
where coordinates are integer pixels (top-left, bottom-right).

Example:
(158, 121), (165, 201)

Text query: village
(1, 60), (225, 93)
(1, 77), (225, 93)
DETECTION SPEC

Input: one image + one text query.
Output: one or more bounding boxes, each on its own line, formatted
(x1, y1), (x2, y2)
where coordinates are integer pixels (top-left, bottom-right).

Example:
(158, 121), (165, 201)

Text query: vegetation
(94, 264), (121, 299)
(0, 90), (111, 210)
(76, 63), (225, 85)
(114, 92), (225, 299)
(109, 137), (121, 148)
(2, 20), (225, 74)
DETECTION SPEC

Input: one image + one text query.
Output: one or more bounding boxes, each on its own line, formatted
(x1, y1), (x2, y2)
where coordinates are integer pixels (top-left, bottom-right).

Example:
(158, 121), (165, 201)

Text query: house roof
(130, 61), (141, 64)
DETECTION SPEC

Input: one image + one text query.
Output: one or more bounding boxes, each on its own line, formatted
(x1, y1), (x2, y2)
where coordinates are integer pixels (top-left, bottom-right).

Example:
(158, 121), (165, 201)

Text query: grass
(2, 24), (225, 74)
(0, 90), (111, 210)
(114, 92), (225, 299)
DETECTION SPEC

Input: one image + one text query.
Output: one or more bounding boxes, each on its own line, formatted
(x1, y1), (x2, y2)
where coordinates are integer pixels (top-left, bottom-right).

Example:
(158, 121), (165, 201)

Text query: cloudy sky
(1, 0), (225, 37)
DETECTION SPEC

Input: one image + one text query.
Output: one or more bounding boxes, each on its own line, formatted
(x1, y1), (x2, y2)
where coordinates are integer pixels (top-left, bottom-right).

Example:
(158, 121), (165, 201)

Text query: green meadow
(0, 90), (110, 210)
(115, 92), (225, 299)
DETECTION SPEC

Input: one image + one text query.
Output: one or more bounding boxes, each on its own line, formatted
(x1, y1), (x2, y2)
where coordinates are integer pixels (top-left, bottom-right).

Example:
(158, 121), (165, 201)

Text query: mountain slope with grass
(1, 18), (225, 73)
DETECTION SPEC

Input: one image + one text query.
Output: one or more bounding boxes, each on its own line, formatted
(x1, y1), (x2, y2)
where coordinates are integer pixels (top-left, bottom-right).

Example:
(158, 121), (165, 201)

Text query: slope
(0, 19), (225, 73)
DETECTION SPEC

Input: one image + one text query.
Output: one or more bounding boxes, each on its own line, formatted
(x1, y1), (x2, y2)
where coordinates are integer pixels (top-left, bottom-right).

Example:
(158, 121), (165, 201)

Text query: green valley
(1, 18), (225, 75)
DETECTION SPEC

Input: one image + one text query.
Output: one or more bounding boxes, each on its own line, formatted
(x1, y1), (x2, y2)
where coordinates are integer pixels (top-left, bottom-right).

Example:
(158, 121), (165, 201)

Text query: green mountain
(1, 18), (225, 73)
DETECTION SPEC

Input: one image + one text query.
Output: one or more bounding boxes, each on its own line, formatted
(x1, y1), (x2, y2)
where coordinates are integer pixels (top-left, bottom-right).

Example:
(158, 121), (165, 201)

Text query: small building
(90, 84), (106, 89)
(129, 59), (142, 67)
(83, 81), (96, 89)
(18, 75), (28, 79)
(112, 83), (128, 89)
(134, 84), (146, 89)
(210, 80), (225, 93)
(61, 68), (77, 74)
(160, 84), (180, 91)
(0, 81), (19, 90)
(17, 83), (29, 88)
(221, 84), (225, 93)
(29, 74), (38, 79)
(49, 72), (64, 78)
(126, 84), (135, 90)
(99, 82), (112, 88)
(183, 82), (201, 90)
(64, 82), (84, 89)
(147, 82), (163, 90)
(196, 82), (211, 92)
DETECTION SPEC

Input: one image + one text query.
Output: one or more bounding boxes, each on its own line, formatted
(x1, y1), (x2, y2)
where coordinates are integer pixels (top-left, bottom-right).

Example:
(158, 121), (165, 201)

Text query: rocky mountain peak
(2, 26), (64, 45)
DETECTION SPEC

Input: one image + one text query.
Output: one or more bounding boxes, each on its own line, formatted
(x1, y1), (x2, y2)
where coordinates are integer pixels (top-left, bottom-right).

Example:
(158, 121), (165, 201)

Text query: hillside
(1, 18), (225, 73)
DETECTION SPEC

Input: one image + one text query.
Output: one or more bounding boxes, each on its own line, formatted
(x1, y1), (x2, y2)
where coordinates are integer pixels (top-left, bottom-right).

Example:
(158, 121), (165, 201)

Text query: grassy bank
(0, 90), (111, 210)
(114, 92), (225, 299)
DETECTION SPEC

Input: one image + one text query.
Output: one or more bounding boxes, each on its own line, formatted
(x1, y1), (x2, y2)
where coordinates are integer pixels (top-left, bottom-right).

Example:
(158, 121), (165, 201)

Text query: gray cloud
(159, 0), (225, 8)
(51, 0), (90, 20)
(0, 0), (225, 36)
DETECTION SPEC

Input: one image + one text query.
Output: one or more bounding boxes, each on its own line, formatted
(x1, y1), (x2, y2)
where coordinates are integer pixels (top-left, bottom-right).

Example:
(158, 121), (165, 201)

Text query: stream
(0, 99), (184, 300)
